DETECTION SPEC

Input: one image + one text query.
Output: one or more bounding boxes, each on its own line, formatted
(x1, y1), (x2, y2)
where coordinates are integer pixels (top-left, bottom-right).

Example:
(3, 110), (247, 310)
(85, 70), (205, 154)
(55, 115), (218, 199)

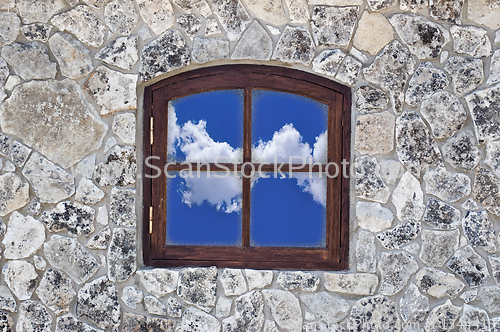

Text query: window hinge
(149, 206), (153, 234)
(150, 117), (154, 146)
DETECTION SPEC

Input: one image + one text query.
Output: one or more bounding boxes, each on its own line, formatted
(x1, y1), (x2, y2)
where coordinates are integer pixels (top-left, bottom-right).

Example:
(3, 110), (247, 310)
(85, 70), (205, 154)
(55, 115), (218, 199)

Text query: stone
(311, 49), (346, 77)
(231, 21), (272, 61)
(462, 210), (497, 253)
(424, 167), (471, 202)
(26, 198), (41, 217)
(75, 179), (105, 205)
(489, 255), (500, 286)
(405, 62), (449, 107)
(423, 198), (461, 230)
(466, 83), (500, 144)
(16, 301), (52, 332)
(0, 287), (15, 313)
(446, 245), (490, 287)
(459, 305), (490, 332)
(420, 229), (460, 267)
(210, 0), (251, 40)
(192, 37), (229, 63)
(262, 290), (302, 332)
(486, 141), (500, 179)
(376, 220), (421, 249)
(3, 212), (44, 259)
(55, 314), (105, 332)
(136, 0), (175, 35)
(488, 50), (500, 86)
(354, 85), (389, 114)
(51, 5), (107, 48)
(220, 269), (247, 296)
(356, 230), (377, 273)
(400, 0), (428, 12)
(94, 146), (137, 188)
(177, 267), (217, 309)
(16, 0), (65, 23)
(473, 166), (500, 216)
(0, 0), (14, 10)
(139, 29), (190, 81)
(0, 12), (20, 47)
(324, 273), (379, 295)
(1, 161), (13, 172)
(2, 79), (107, 168)
(96, 206), (108, 225)
(389, 14), (450, 60)
(429, 0), (464, 23)
(109, 187), (136, 227)
(300, 292), (349, 325)
(1, 42), (56, 81)
(440, 50), (449, 63)
(40, 201), (95, 237)
(4, 75), (20, 93)
(444, 56), (484, 96)
(137, 269), (178, 298)
(442, 131), (482, 172)
(310, 6), (359, 49)
(0, 218), (5, 237)
(378, 251), (418, 296)
(462, 198), (479, 210)
(176, 307), (220, 332)
(76, 276), (121, 330)
(479, 286), (500, 314)
(223, 290), (264, 332)
(44, 234), (100, 284)
(244, 270), (273, 290)
(355, 155), (391, 203)
(272, 26), (315, 66)
(276, 271), (319, 292)
(2, 260), (38, 300)
(178, 14), (201, 39)
(0, 133), (31, 168)
(468, 0), (500, 30)
(392, 172), (425, 220)
(347, 296), (401, 332)
(205, 18), (221, 35)
(424, 300), (461, 332)
(108, 227), (136, 282)
(144, 296), (167, 315)
(49, 33), (93, 80)
(76, 155), (96, 180)
(21, 23), (52, 42)
(104, 0), (138, 36)
(216, 297), (232, 318)
(352, 11), (393, 55)
(367, 0), (397, 10)
(195, 0), (212, 17)
(242, 0), (287, 25)
(121, 285), (143, 309)
(350, 47), (369, 64)
(166, 296), (182, 317)
(96, 36), (138, 71)
(415, 267), (464, 299)
(460, 289), (478, 303)
(400, 284), (429, 322)
(284, 0), (309, 23)
(0, 174), (29, 217)
(36, 269), (76, 315)
(0, 57), (8, 103)
(33, 256), (46, 271)
(451, 25), (491, 58)
(104, 137), (117, 153)
(122, 313), (175, 332)
(420, 91), (467, 140)
(336, 55), (362, 86)
(86, 226), (111, 250)
(363, 40), (416, 113)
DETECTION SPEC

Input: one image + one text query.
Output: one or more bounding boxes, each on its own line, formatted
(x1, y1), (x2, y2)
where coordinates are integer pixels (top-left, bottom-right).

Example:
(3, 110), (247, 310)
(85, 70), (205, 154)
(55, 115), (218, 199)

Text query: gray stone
(376, 220), (421, 250)
(429, 0), (464, 23)
(473, 166), (500, 216)
(347, 295), (401, 332)
(192, 37), (230, 64)
(363, 40), (416, 113)
(0, 287), (16, 313)
(223, 291), (264, 332)
(36, 269), (76, 315)
(86, 226), (111, 250)
(76, 276), (121, 330)
(75, 179), (105, 205)
(488, 49), (500, 86)
(458, 305), (490, 332)
(324, 273), (379, 295)
(462, 198), (479, 211)
(49, 33), (93, 80)
(444, 56), (484, 96)
(0, 58), (8, 102)
(44, 234), (100, 284)
(205, 18), (221, 36)
(104, 137), (118, 153)
(462, 210), (497, 253)
(210, 0), (251, 40)
(21, 23), (52, 42)
(144, 295), (166, 316)
(220, 268), (247, 296)
(136, 0), (175, 35)
(367, 0), (397, 10)
(276, 271), (319, 292)
(284, 0), (309, 24)
(423, 197), (461, 230)
(0, 12), (20, 47)
(40, 201), (95, 237)
(178, 14), (201, 39)
(121, 285), (143, 309)
(216, 297), (231, 318)
(352, 11), (394, 55)
(16, 301), (52, 332)
(272, 26), (315, 66)
(0, 0), (14, 10)
(195, 0), (212, 17)
(112, 113), (136, 145)
(355, 155), (391, 203)
(460, 289), (478, 303)
(466, 83), (500, 144)
(176, 307), (220, 332)
(95, 36), (138, 71)
(16, 0), (65, 24)
(415, 267), (464, 299)
(139, 29), (190, 81)
(51, 5), (107, 48)
(0, 217), (5, 237)
(420, 91), (466, 140)
(2, 161), (14, 172)
(0, 174), (29, 217)
(94, 146), (137, 187)
(3, 260), (38, 300)
(424, 300), (461, 332)
(0, 133), (31, 168)
(489, 255), (500, 286)
(356, 230), (377, 273)
(1, 42), (56, 81)
(354, 85), (389, 114)
(420, 229), (460, 267)
(177, 267), (217, 309)
(310, 6), (359, 48)
(244, 270), (273, 290)
(311, 49), (346, 77)
(96, 206), (108, 225)
(137, 269), (178, 298)
(378, 251), (418, 296)
(446, 245), (490, 288)
(400, 284), (429, 322)
(336, 55), (362, 86)
(104, 0), (138, 36)
(55, 314), (104, 332)
(389, 14), (450, 60)
(75, 155), (96, 180)
(468, 0), (500, 30)
(301, 292), (349, 325)
(242, 0), (287, 25)
(109, 187), (136, 227)
(479, 286), (500, 314)
(442, 131), (482, 172)
(405, 62), (448, 107)
(33, 255), (46, 271)
(3, 212), (44, 259)
(108, 227), (136, 282)
(392, 172), (425, 220)
(424, 167), (471, 202)
(166, 296), (182, 317)
(122, 313), (175, 332)
(451, 25), (491, 58)
(231, 20), (272, 61)
(262, 290), (302, 332)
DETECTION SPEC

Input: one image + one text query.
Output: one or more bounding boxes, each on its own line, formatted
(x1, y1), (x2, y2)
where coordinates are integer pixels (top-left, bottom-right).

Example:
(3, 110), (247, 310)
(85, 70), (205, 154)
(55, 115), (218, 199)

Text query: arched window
(143, 65), (351, 270)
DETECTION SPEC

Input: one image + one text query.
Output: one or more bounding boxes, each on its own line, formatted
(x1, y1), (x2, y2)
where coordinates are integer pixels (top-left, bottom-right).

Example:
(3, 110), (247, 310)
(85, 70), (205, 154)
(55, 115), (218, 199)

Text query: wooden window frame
(143, 65), (351, 270)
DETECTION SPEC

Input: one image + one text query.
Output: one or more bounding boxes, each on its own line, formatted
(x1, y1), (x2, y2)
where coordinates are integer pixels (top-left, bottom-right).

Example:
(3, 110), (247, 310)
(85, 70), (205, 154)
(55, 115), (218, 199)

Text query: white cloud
(167, 103), (181, 158)
(313, 131), (327, 163)
(293, 173), (327, 207)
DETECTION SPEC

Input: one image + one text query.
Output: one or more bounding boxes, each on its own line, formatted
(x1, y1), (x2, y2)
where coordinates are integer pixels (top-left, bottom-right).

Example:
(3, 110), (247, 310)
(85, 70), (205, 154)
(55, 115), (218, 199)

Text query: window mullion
(242, 87), (252, 248)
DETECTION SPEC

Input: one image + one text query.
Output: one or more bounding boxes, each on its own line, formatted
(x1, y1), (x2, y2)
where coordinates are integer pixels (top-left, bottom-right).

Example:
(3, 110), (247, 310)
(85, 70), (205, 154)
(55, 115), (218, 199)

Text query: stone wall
(0, 0), (499, 331)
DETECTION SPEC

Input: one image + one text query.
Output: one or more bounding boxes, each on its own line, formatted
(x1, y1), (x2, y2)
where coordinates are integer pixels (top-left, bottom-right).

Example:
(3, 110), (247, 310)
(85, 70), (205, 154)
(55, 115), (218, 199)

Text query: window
(143, 65), (351, 270)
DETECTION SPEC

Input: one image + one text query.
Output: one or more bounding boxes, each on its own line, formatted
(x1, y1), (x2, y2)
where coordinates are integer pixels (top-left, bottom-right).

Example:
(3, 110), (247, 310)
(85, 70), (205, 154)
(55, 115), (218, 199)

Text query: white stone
(310, 6), (359, 48)
(49, 32), (93, 80)
(324, 273), (379, 295)
(420, 91), (467, 140)
(137, 26), (153, 40)
(347, 296), (401, 332)
(460, 289), (478, 303)
(166, 296), (182, 318)
(392, 172), (425, 221)
(356, 230), (377, 273)
(0, 58), (7, 102)
(195, 0), (212, 17)
(459, 305), (491, 332)
(205, 18), (221, 36)
(178, 14), (201, 40)
(350, 47), (370, 63)
(16, 0), (65, 23)
(300, 292), (349, 325)
(415, 267), (464, 299)
(424, 300), (461, 332)
(309, 0), (363, 4)
(33, 255), (46, 271)
(16, 300), (52, 332)
(2, 212), (44, 259)
(367, 0), (397, 10)
(405, 62), (449, 107)
(75, 178), (105, 205)
(216, 297), (232, 318)
(2, 260), (38, 300)
(96, 206), (108, 225)
(223, 290), (264, 332)
(404, 243), (420, 255)
(242, 0), (287, 25)
(399, 0), (428, 12)
(0, 132), (32, 168)
(312, 49), (346, 77)
(400, 284), (429, 322)
(4, 76), (21, 92)
(104, 0), (138, 36)
(0, 12), (20, 47)
(488, 49), (500, 85)
(355, 155), (391, 203)
(420, 229), (460, 267)
(109, 187), (136, 226)
(108, 227), (136, 282)
(1, 42), (56, 81)
(75, 154), (96, 179)
(272, 26), (315, 66)
(104, 137), (117, 153)
(440, 50), (449, 63)
(353, 11), (394, 55)
(376, 220), (421, 250)
(96, 36), (139, 71)
(424, 167), (471, 202)
(192, 37), (230, 64)
(0, 173), (29, 217)
(468, 0), (500, 30)
(231, 20), (273, 61)
(177, 307), (220, 332)
(356, 201), (394, 233)
(55, 314), (105, 332)
(36, 268), (76, 315)
(137, 269), (179, 298)
(263, 320), (279, 332)
(0, 286), (16, 312)
(2, 160), (14, 172)
(276, 271), (319, 292)
(144, 295), (167, 316)
(379, 160), (404, 185)
(210, 0), (251, 41)
(445, 55), (484, 96)
(451, 25), (492, 58)
(355, 111), (395, 155)
(284, 0), (309, 24)
(40, 201), (95, 237)
(262, 290), (302, 332)
(442, 130), (482, 172)
(378, 251), (418, 296)
(86, 226), (111, 249)
(219, 269), (247, 296)
(446, 245), (490, 288)
(136, 0), (175, 35)
(335, 55), (362, 86)
(111, 113), (136, 146)
(244, 269), (273, 290)
(21, 23), (52, 42)
(266, 25), (280, 35)
(462, 210), (497, 253)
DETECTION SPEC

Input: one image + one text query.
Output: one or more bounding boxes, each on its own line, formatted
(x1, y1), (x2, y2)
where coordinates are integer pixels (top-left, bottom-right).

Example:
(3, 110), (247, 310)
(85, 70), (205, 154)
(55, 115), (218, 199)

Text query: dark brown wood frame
(143, 65), (351, 270)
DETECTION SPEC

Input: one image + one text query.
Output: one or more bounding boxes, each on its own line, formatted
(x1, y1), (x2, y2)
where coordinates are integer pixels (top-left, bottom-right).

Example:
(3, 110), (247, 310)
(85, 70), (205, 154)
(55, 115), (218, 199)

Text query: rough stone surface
(262, 290), (302, 332)
(16, 301), (52, 332)
(487, 49), (500, 86)
(446, 245), (490, 288)
(272, 26), (315, 66)
(324, 273), (379, 295)
(75, 178), (105, 205)
(192, 37), (229, 63)
(355, 155), (391, 203)
(312, 49), (346, 77)
(405, 62), (448, 107)
(16, 0), (65, 24)
(205, 18), (221, 36)
(21, 23), (52, 42)
(424, 167), (471, 202)
(376, 220), (421, 250)
(244, 270), (273, 290)
(485, 141), (500, 181)
(0, 59), (8, 103)
(51, 5), (107, 48)
(0, 287), (16, 313)
(420, 91), (467, 140)
(223, 290), (264, 332)
(36, 269), (76, 315)
(166, 296), (182, 318)
(352, 11), (393, 56)
(356, 230), (377, 273)
(0, 12), (20, 47)
(442, 131), (482, 172)
(460, 289), (478, 304)
(122, 313), (175, 332)
(220, 268), (247, 296)
(108, 227), (136, 283)
(2, 260), (38, 301)
(95, 36), (138, 71)
(392, 172), (425, 221)
(44, 235), (100, 285)
(111, 113), (135, 146)
(33, 256), (46, 271)
(76, 276), (121, 330)
(423, 197), (461, 230)
(429, 0), (464, 23)
(1, 42), (56, 81)
(479, 286), (500, 314)
(104, 0), (138, 36)
(458, 304), (490, 332)
(310, 6), (359, 48)
(144, 295), (167, 316)
(86, 226), (111, 250)
(367, 0), (397, 10)
(355, 112), (394, 156)
(210, 0), (251, 41)
(354, 85), (389, 114)
(55, 314), (105, 332)
(415, 267), (464, 299)
(216, 297), (232, 318)
(178, 14), (201, 39)
(451, 25), (491, 58)
(389, 14), (450, 60)
(137, 269), (178, 298)
(399, 0), (427, 12)
(466, 83), (500, 144)
(347, 296), (400, 332)
(75, 155), (96, 180)
(301, 292), (349, 326)
(0, 133), (32, 168)
(176, 307), (220, 332)
(400, 284), (429, 322)
(444, 56), (484, 96)
(40, 201), (95, 237)
(49, 33), (93, 80)
(339, 55), (364, 85)
(177, 267), (217, 310)
(276, 271), (319, 292)
(462, 210), (497, 253)
(231, 21), (272, 61)
(242, 0), (287, 25)
(283, 0), (308, 23)
(109, 187), (136, 227)
(489, 255), (500, 287)
(378, 251), (418, 296)
(2, 212), (44, 259)
(94, 146), (137, 187)
(424, 300), (461, 332)
(473, 166), (500, 216)
(420, 229), (460, 267)
(468, 0), (500, 30)
(121, 286), (143, 309)
(136, 0), (175, 35)
(0, 174), (29, 217)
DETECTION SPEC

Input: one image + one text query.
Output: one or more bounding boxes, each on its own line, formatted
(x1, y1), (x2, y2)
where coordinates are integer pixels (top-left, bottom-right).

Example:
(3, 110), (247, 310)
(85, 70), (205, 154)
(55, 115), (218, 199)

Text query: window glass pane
(250, 173), (326, 247)
(252, 90), (328, 163)
(166, 172), (242, 245)
(168, 90), (244, 162)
